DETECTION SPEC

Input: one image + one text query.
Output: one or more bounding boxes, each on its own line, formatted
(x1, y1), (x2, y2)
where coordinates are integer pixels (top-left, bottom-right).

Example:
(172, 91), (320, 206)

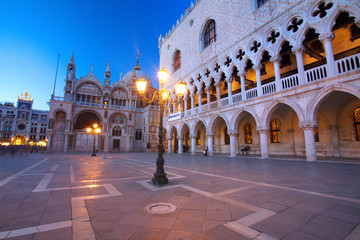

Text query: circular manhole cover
(145, 202), (177, 214)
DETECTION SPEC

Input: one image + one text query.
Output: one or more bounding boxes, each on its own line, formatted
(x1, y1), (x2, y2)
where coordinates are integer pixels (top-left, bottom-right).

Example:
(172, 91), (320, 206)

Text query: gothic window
(270, 120), (281, 143)
(112, 127), (122, 137)
(314, 127), (319, 142)
(174, 50), (181, 71)
(244, 124), (253, 144)
(224, 127), (230, 145)
(135, 130), (142, 140)
(353, 107), (360, 141)
(257, 0), (268, 8)
(204, 20), (216, 49)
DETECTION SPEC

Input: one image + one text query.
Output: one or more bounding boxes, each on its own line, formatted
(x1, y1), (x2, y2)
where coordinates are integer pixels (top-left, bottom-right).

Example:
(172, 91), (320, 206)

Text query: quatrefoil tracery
(250, 41), (261, 53)
(312, 2), (333, 18)
(287, 18), (304, 33)
(267, 30), (280, 44)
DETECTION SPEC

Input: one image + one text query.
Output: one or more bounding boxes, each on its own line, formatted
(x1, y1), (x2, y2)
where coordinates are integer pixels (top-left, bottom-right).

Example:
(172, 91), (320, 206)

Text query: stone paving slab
(0, 153), (359, 239)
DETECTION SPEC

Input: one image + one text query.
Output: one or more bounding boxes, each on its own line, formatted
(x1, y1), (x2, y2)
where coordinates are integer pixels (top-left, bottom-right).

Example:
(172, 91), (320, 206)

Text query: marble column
(229, 131), (238, 157)
(178, 137), (183, 154)
(207, 134), (214, 155)
(320, 32), (336, 77)
(191, 136), (196, 154)
(271, 55), (282, 91)
(47, 133), (53, 152)
(215, 82), (221, 106)
(257, 127), (269, 159)
(190, 93), (195, 114)
(167, 138), (172, 153)
(293, 46), (306, 85)
(64, 133), (69, 152)
(104, 132), (110, 153)
(299, 121), (317, 161)
(198, 91), (203, 112)
(240, 73), (246, 101)
(206, 88), (211, 110)
(254, 64), (262, 96)
(184, 95), (188, 115)
(227, 78), (233, 104)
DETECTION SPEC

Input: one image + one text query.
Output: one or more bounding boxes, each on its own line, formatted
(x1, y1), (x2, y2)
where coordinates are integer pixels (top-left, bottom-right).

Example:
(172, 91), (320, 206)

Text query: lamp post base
(152, 173), (168, 185)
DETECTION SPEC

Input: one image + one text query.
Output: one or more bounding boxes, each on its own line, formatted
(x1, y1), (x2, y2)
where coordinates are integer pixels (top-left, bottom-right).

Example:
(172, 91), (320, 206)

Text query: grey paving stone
(282, 230), (323, 240)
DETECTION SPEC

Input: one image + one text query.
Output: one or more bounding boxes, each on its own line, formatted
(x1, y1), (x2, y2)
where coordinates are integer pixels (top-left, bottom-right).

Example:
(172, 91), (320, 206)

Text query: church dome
(121, 61), (152, 87)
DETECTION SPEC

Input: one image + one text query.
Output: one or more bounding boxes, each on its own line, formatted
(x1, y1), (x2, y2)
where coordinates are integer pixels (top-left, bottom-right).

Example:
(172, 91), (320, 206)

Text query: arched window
(139, 131), (142, 141)
(174, 50), (181, 71)
(270, 120), (281, 143)
(224, 127), (230, 145)
(244, 124), (252, 144)
(353, 107), (360, 141)
(204, 20), (216, 49)
(112, 127), (121, 136)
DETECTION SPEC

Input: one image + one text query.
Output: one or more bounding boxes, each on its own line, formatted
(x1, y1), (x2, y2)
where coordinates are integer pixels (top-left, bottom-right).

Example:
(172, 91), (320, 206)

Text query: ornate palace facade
(48, 54), (160, 152)
(160, 0), (360, 160)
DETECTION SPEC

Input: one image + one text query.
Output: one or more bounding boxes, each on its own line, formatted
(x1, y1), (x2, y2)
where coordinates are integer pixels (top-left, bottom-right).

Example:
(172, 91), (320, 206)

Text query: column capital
(190, 93), (196, 98)
(226, 76), (233, 83)
(167, 137), (173, 140)
(292, 45), (304, 54)
(239, 72), (246, 77)
(270, 55), (282, 63)
(177, 137), (183, 140)
(190, 134), (197, 139)
(206, 134), (214, 137)
(198, 90), (203, 95)
(228, 130), (238, 136)
(319, 32), (334, 43)
(214, 81), (222, 87)
(257, 127), (269, 134)
(299, 121), (318, 130)
(253, 64), (262, 71)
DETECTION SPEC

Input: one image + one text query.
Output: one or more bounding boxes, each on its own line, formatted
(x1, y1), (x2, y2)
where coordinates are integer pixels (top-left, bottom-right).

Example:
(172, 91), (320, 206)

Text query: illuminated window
(204, 20), (216, 49)
(174, 50), (181, 71)
(314, 127), (319, 142)
(196, 130), (201, 145)
(244, 124), (252, 144)
(353, 107), (360, 141)
(270, 120), (281, 143)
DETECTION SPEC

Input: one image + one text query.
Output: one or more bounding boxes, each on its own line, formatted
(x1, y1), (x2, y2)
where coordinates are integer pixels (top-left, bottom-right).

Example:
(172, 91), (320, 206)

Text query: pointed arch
(208, 114), (230, 135)
(179, 122), (191, 136)
(230, 107), (261, 130)
(306, 83), (360, 121)
(191, 119), (207, 136)
(168, 125), (177, 138)
(261, 98), (305, 127)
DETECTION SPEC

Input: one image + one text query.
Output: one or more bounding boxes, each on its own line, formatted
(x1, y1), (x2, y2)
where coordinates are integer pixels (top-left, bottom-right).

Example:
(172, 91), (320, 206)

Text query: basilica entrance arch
(14, 135), (25, 145)
(109, 113), (127, 152)
(74, 111), (102, 152)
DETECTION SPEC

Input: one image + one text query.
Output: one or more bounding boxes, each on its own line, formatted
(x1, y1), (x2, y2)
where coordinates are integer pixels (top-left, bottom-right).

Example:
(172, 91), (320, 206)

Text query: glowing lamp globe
(136, 78), (147, 95)
(86, 128), (92, 133)
(176, 82), (187, 97)
(158, 68), (169, 83)
(161, 90), (169, 101)
(93, 123), (98, 128)
(95, 128), (101, 134)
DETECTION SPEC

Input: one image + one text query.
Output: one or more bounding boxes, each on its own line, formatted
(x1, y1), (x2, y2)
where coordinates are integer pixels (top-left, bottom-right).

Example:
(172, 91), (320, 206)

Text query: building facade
(0, 93), (49, 146)
(48, 54), (160, 153)
(160, 0), (360, 160)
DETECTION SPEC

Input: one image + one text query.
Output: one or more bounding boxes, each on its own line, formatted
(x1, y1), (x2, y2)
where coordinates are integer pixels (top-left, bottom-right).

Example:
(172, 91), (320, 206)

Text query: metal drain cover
(145, 202), (177, 214)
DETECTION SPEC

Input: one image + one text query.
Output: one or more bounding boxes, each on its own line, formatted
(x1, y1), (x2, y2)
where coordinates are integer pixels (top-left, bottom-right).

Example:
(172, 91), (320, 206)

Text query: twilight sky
(0, 0), (191, 110)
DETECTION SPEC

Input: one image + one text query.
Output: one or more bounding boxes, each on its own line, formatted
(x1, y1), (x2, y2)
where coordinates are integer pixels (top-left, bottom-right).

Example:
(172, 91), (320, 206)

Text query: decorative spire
(134, 50), (141, 71)
(90, 64), (93, 74)
(104, 61), (111, 86)
(105, 60), (110, 72)
(67, 51), (76, 80)
(69, 50), (75, 65)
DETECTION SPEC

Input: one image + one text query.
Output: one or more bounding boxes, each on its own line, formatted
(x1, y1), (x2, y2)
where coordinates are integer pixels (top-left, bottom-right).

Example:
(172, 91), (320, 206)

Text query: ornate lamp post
(136, 68), (186, 185)
(86, 123), (101, 157)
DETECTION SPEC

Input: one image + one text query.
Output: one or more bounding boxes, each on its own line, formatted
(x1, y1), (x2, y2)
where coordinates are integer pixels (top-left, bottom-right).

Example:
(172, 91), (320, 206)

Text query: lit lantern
(161, 90), (169, 101)
(176, 82), (187, 97)
(136, 78), (147, 95)
(158, 68), (169, 83)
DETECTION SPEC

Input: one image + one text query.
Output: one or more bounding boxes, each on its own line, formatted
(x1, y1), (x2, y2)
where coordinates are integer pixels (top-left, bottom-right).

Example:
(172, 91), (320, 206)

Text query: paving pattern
(0, 153), (359, 240)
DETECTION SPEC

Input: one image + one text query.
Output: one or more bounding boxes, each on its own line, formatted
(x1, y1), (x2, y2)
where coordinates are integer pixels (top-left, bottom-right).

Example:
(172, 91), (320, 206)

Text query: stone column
(254, 64), (262, 96)
(198, 90), (203, 112)
(215, 82), (221, 106)
(240, 73), (246, 101)
(190, 135), (196, 154)
(47, 133), (53, 152)
(287, 129), (295, 156)
(330, 125), (340, 157)
(178, 137), (183, 154)
(190, 93), (195, 114)
(271, 55), (282, 91)
(320, 32), (336, 77)
(299, 121), (317, 161)
(207, 134), (214, 155)
(206, 87), (211, 110)
(167, 137), (172, 153)
(229, 131), (238, 157)
(104, 132), (110, 153)
(293, 46), (306, 85)
(64, 133), (69, 152)
(184, 95), (188, 114)
(168, 103), (171, 116)
(257, 127), (269, 159)
(226, 77), (233, 104)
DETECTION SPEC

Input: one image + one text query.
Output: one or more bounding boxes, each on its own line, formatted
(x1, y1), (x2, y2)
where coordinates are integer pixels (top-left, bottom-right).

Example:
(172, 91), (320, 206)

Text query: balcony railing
(164, 53), (360, 121)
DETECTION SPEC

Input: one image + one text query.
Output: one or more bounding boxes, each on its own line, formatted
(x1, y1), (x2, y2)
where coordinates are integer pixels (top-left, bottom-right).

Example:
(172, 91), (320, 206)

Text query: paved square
(0, 153), (359, 239)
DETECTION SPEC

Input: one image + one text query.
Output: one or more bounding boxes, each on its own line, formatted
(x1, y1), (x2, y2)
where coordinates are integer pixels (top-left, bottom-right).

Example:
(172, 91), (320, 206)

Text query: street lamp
(86, 123), (101, 156)
(136, 68), (186, 185)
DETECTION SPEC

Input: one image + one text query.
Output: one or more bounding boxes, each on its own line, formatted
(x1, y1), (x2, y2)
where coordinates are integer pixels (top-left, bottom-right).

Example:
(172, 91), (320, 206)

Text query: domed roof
(121, 61), (152, 87)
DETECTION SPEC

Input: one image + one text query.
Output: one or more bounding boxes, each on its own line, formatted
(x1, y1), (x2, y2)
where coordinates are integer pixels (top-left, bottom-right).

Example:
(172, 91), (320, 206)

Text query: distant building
(0, 93), (49, 146)
(159, 0), (360, 160)
(48, 53), (160, 152)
